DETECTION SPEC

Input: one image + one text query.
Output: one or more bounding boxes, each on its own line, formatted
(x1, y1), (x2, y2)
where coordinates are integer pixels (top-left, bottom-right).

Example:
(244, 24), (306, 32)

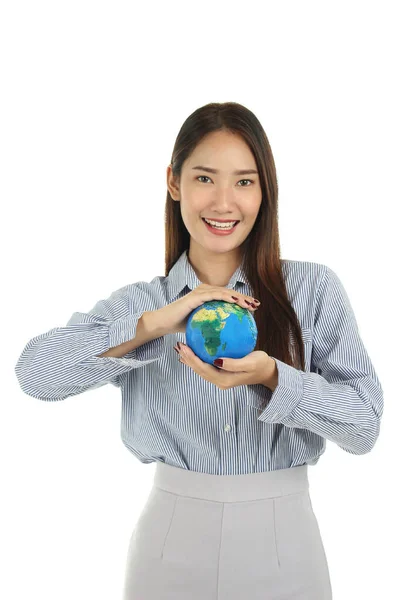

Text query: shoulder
(280, 259), (335, 317)
(119, 275), (167, 311)
(282, 258), (329, 284)
(280, 260), (336, 332)
(282, 259), (351, 313)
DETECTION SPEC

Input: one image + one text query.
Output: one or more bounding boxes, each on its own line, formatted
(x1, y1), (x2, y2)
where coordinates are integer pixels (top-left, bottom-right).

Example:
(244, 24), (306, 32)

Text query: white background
(2, 1), (398, 598)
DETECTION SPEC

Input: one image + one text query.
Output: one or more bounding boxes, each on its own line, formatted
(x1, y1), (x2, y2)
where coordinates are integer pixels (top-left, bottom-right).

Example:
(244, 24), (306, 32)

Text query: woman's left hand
(174, 342), (276, 390)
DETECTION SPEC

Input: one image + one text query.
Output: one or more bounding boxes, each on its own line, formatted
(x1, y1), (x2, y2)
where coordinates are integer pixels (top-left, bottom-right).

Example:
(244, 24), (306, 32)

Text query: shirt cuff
(100, 313), (165, 366)
(246, 357), (304, 423)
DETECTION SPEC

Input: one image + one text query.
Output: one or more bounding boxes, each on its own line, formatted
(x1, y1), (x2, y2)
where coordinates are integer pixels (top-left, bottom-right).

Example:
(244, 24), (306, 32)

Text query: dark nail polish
(214, 359), (223, 367)
(173, 346), (180, 354)
(231, 296), (239, 301)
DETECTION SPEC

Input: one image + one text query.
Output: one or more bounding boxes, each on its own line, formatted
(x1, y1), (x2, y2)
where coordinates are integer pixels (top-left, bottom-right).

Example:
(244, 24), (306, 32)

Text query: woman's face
(167, 130), (262, 256)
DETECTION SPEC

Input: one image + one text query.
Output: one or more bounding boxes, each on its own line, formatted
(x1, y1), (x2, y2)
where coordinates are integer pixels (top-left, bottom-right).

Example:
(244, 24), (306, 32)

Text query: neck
(187, 244), (244, 287)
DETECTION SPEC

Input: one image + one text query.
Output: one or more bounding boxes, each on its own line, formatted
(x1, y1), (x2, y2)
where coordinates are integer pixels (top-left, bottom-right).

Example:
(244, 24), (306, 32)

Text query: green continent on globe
(189, 303), (255, 358)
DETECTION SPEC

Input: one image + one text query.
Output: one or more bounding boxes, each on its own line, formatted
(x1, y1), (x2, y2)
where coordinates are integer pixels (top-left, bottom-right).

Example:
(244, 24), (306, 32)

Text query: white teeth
(204, 218), (237, 229)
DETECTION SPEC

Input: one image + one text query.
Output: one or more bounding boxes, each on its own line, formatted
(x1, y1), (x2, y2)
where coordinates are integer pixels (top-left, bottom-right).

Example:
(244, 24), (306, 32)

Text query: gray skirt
(122, 462), (333, 600)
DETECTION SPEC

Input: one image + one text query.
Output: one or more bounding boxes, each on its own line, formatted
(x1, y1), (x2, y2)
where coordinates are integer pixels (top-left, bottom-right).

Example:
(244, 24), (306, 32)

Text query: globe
(185, 300), (258, 365)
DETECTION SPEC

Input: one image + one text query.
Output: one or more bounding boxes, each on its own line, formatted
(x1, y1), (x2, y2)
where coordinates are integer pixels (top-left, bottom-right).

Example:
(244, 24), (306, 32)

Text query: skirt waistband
(153, 462), (309, 502)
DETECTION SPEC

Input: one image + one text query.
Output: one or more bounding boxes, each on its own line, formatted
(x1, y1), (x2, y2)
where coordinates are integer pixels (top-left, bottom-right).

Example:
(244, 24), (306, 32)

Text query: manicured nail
(254, 299), (260, 304)
(231, 296), (239, 301)
(173, 346), (179, 354)
(214, 359), (223, 367)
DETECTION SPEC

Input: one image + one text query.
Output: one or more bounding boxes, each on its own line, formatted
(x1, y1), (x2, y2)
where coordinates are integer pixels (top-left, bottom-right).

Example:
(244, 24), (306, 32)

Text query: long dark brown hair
(165, 101), (305, 371)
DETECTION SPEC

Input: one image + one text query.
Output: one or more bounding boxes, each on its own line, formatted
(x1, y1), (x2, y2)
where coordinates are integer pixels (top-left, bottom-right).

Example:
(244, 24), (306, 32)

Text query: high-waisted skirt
(122, 461), (333, 599)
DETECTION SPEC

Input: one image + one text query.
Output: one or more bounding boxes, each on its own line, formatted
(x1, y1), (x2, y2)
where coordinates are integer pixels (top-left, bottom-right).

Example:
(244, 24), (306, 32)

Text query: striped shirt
(15, 250), (384, 474)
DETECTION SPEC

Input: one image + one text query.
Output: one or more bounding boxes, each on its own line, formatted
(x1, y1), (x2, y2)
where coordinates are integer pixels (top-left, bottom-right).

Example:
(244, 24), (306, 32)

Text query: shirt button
(224, 424), (231, 432)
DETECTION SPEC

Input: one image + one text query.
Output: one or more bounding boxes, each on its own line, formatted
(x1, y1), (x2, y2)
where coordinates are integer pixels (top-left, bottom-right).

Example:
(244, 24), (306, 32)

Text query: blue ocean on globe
(185, 300), (258, 365)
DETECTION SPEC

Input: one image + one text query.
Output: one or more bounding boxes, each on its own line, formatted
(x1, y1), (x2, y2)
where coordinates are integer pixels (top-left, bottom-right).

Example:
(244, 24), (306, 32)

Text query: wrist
(143, 309), (169, 338)
(262, 357), (279, 391)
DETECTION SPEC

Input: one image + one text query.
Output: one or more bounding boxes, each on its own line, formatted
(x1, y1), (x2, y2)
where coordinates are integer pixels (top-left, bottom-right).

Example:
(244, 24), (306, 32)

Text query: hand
(174, 343), (276, 390)
(156, 284), (260, 334)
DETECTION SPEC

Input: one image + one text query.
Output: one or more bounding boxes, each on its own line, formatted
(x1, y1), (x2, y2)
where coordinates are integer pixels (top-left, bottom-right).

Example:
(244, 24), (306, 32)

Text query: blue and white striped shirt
(15, 250), (384, 474)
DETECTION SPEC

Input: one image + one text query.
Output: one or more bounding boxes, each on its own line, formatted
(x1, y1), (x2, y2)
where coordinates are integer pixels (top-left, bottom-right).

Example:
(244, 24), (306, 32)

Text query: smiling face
(167, 130), (263, 263)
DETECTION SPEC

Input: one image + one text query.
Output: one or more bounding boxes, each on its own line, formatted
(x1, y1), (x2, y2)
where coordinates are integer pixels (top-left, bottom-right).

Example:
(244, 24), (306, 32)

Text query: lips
(202, 218), (240, 225)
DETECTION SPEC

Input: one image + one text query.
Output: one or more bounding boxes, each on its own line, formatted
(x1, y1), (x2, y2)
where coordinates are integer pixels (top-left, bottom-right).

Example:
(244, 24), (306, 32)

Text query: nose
(211, 186), (236, 210)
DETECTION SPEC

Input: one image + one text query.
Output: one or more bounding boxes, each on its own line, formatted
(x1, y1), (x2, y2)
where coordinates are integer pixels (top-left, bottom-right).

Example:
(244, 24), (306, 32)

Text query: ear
(166, 164), (180, 200)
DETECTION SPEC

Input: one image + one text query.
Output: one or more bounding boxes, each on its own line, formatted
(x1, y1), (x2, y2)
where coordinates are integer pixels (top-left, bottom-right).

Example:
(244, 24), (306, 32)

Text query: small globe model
(185, 300), (258, 365)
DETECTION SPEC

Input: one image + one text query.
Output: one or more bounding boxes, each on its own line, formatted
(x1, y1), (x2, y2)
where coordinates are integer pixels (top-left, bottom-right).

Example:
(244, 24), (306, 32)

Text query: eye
(196, 176), (254, 186)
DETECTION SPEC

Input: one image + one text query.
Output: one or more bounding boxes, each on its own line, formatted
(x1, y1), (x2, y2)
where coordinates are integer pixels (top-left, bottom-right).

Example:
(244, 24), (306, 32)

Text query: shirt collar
(166, 249), (250, 303)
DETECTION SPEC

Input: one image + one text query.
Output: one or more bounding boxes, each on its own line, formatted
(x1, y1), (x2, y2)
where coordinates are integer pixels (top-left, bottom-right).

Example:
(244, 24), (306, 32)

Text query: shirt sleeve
(14, 283), (165, 401)
(246, 266), (384, 455)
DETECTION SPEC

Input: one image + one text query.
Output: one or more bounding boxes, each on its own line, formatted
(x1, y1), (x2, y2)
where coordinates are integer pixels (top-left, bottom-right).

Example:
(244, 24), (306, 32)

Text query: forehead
(187, 132), (256, 169)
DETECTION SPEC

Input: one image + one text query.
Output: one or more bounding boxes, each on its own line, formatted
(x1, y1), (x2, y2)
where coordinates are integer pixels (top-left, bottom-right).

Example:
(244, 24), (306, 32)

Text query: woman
(15, 102), (384, 599)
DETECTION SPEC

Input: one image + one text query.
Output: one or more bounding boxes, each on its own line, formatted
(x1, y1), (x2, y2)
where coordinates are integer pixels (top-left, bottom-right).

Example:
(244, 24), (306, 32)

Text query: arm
(260, 358), (279, 392)
(14, 283), (167, 401)
(97, 310), (165, 357)
(247, 266), (384, 455)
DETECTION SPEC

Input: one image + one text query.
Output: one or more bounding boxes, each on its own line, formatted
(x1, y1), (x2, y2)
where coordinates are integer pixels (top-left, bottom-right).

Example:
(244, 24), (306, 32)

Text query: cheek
(249, 199), (262, 222)
(241, 192), (262, 213)
(251, 193), (262, 210)
(184, 199), (209, 223)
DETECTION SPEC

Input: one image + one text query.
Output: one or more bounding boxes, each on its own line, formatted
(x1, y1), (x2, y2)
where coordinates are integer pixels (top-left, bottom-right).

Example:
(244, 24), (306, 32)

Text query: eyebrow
(191, 165), (258, 175)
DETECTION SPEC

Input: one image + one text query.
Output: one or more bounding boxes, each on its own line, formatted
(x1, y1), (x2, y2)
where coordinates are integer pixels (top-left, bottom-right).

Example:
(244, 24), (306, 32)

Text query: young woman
(15, 102), (384, 599)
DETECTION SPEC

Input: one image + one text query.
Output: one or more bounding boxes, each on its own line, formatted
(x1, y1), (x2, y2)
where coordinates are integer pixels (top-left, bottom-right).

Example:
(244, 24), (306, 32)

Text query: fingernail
(177, 342), (182, 350)
(173, 346), (180, 354)
(231, 296), (239, 301)
(254, 299), (260, 304)
(214, 359), (223, 367)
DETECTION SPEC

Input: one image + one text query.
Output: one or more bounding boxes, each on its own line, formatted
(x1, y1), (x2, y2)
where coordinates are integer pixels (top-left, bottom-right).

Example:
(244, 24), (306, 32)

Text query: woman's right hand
(155, 283), (260, 334)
